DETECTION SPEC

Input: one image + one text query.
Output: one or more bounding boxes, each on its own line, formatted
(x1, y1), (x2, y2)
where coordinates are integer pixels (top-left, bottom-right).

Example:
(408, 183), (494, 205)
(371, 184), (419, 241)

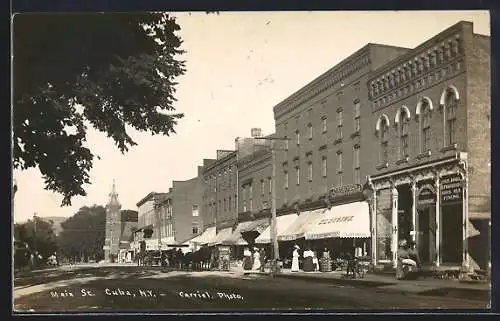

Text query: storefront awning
(255, 213), (298, 244)
(209, 227), (234, 246)
(304, 201), (370, 240)
(278, 210), (321, 241)
(223, 218), (270, 245)
(189, 226), (217, 245)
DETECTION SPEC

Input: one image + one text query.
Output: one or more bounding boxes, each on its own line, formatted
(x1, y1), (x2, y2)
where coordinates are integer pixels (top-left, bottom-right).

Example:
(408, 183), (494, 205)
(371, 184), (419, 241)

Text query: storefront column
(391, 187), (399, 268)
(434, 174), (441, 267)
(371, 189), (378, 266)
(462, 169), (470, 270)
(410, 181), (417, 244)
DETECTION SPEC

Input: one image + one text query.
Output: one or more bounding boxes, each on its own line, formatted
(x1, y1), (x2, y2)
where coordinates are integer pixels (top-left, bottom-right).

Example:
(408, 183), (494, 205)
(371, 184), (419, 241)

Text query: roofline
(271, 43), (409, 115)
(368, 21), (474, 82)
(135, 192), (170, 207)
(202, 150), (237, 173)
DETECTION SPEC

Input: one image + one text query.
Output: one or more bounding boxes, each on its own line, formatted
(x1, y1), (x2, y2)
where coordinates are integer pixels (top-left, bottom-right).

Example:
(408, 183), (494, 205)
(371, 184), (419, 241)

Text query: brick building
(169, 169), (204, 244)
(272, 43), (410, 215)
(366, 21), (490, 271)
(134, 192), (169, 251)
(199, 150), (238, 238)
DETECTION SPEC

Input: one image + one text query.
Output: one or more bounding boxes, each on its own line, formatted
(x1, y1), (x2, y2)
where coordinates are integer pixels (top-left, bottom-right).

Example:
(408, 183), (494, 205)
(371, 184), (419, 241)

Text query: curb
(274, 273), (395, 288)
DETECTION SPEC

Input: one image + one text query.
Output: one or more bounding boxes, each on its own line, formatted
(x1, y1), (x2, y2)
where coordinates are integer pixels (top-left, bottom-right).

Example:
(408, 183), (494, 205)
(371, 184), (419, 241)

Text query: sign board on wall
(329, 184), (363, 201)
(417, 180), (437, 205)
(440, 174), (463, 203)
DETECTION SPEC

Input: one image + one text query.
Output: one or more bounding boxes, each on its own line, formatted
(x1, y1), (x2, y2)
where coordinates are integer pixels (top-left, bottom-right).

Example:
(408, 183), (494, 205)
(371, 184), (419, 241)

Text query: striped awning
(223, 218), (270, 245)
(278, 210), (322, 241)
(189, 226), (217, 245)
(210, 227), (234, 246)
(304, 202), (370, 240)
(255, 213), (298, 244)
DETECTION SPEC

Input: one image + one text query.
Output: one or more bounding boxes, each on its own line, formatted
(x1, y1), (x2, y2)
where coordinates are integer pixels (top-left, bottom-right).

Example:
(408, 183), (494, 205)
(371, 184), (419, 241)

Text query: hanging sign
(440, 174), (463, 203)
(417, 180), (436, 205)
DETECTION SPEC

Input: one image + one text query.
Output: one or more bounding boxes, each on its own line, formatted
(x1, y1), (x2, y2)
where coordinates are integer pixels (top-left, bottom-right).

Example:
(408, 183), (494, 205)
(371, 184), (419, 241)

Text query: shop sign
(329, 184), (362, 200)
(317, 216), (354, 225)
(440, 174), (463, 203)
(417, 180), (436, 205)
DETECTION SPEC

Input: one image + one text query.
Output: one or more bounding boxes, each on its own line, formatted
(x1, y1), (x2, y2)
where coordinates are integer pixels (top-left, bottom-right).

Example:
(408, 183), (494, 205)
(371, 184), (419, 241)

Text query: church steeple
(107, 179), (121, 208)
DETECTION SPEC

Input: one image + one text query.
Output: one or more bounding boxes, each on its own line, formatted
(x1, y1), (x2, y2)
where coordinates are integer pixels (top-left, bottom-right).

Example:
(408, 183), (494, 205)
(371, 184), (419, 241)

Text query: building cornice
(368, 22), (470, 111)
(273, 44), (373, 120)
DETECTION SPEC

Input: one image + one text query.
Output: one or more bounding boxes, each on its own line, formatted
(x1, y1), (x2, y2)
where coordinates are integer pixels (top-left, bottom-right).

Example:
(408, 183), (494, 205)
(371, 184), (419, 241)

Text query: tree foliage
(14, 218), (58, 260)
(58, 205), (106, 261)
(13, 13), (186, 205)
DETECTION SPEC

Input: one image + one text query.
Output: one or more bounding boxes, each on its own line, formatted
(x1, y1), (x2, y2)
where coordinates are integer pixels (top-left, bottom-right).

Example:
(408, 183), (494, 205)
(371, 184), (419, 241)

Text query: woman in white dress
(252, 247), (261, 270)
(291, 245), (300, 272)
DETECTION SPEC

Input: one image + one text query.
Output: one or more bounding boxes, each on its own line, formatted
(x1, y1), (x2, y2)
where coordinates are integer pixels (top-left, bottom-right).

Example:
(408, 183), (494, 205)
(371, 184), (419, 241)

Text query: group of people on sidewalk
(291, 245), (320, 272)
(242, 247), (266, 272)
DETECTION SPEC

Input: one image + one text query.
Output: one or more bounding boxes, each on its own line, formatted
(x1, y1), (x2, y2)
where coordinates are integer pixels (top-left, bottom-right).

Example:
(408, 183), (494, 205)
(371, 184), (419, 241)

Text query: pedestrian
(291, 245), (300, 272)
(303, 248), (314, 272)
(242, 247), (253, 272)
(259, 248), (266, 272)
(312, 251), (319, 272)
(252, 247), (261, 271)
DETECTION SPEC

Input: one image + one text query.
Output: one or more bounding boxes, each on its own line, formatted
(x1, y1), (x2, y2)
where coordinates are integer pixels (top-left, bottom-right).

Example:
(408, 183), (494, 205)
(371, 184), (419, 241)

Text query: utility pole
(253, 136), (289, 277)
(33, 212), (38, 266)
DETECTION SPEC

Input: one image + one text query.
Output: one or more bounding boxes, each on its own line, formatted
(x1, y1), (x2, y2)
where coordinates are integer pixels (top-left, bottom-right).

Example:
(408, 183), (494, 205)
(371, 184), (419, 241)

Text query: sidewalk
(232, 267), (490, 301)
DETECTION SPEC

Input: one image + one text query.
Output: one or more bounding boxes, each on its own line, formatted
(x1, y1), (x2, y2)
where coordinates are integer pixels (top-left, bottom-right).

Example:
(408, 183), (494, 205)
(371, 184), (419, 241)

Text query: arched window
(399, 108), (410, 158)
(421, 101), (431, 152)
(445, 90), (458, 146)
(379, 117), (389, 164)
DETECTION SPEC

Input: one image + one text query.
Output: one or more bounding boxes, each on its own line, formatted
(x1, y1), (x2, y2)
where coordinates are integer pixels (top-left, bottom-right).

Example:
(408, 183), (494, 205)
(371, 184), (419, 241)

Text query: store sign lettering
(417, 181), (436, 204)
(440, 175), (463, 203)
(318, 216), (354, 225)
(329, 184), (362, 200)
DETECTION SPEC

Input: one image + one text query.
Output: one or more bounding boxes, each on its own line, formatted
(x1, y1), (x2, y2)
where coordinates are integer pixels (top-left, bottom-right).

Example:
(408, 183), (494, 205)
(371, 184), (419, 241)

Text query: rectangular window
(308, 162), (313, 182)
(338, 172), (343, 186)
(337, 152), (343, 172)
(249, 198), (253, 212)
(322, 116), (328, 133)
(307, 123), (313, 140)
(192, 224), (199, 235)
(354, 102), (361, 132)
(192, 205), (199, 217)
(296, 130), (300, 145)
(261, 179), (265, 196)
(268, 177), (272, 194)
(284, 171), (289, 189)
(228, 196), (231, 211)
(296, 166), (300, 185)
(337, 110), (343, 139)
(353, 146), (361, 184)
(284, 136), (289, 150)
(243, 200), (247, 212)
(224, 198), (227, 212)
(321, 156), (327, 178)
(422, 111), (431, 152)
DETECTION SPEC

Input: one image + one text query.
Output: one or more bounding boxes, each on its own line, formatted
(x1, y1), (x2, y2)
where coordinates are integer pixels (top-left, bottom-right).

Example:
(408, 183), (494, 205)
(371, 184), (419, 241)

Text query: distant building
(103, 181), (140, 262)
(103, 180), (122, 261)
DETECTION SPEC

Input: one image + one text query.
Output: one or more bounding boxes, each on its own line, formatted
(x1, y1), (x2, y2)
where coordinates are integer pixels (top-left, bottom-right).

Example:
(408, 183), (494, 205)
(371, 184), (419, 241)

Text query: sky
(12, 11), (490, 223)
